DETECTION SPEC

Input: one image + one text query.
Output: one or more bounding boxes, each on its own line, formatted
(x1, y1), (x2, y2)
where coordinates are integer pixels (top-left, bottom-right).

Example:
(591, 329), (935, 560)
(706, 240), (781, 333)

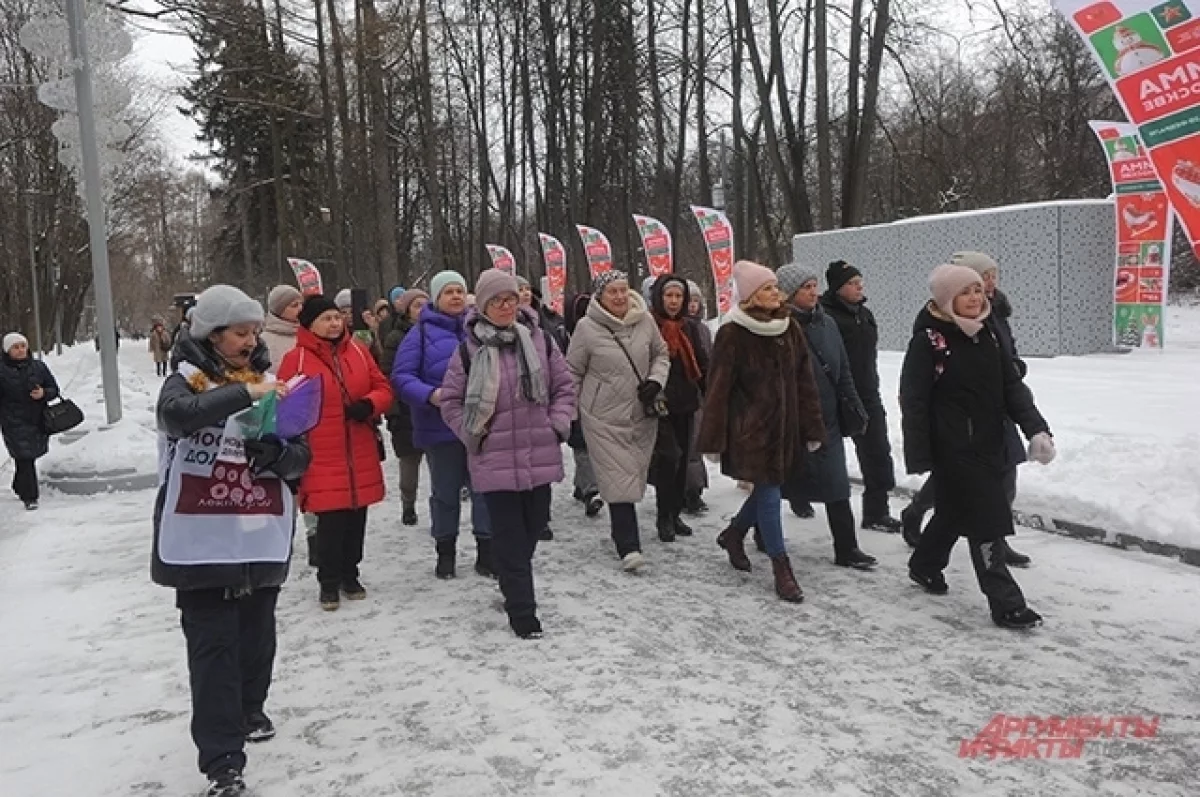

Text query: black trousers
(825, 499), (860, 558)
(177, 586), (279, 776)
(909, 514), (1026, 616)
(609, 502), (641, 558)
(852, 401), (897, 520)
(316, 508), (368, 590)
(12, 458), (38, 503)
(651, 413), (693, 521)
(156, 360), (168, 377)
(484, 486), (551, 624)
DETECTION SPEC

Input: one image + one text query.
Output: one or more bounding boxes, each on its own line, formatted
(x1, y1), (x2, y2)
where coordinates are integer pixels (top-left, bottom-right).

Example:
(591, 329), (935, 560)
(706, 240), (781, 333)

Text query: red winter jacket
(276, 327), (393, 513)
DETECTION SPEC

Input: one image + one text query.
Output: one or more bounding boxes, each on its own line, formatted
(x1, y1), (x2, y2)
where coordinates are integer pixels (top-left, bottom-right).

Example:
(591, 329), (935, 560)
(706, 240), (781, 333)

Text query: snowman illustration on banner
(1112, 24), (1167, 75)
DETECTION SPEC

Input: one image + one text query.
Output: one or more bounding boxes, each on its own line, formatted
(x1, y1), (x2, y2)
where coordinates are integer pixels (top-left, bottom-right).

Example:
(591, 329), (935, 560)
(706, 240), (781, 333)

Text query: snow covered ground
(1, 319), (1198, 796)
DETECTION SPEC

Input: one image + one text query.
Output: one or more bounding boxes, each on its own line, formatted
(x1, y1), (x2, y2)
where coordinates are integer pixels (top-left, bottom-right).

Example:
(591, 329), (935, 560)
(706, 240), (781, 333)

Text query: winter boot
(1002, 540), (1032, 568)
(789, 500), (815, 519)
(23, 501), (37, 511)
(683, 489), (708, 516)
(831, 511), (877, 570)
(621, 551), (647, 572)
(402, 503), (418, 526)
(205, 767), (246, 797)
(245, 711), (276, 743)
(435, 538), (457, 579)
(319, 587), (340, 611)
(474, 537), (496, 578)
(716, 523), (753, 572)
(901, 505), (924, 549)
(673, 515), (694, 537)
(993, 607), (1043, 629)
(862, 515), (903, 533)
(835, 549), (878, 570)
(584, 492), (604, 518)
(908, 569), (949, 595)
(341, 578), (367, 600)
(510, 614), (544, 640)
(770, 554), (804, 603)
(657, 514), (677, 543)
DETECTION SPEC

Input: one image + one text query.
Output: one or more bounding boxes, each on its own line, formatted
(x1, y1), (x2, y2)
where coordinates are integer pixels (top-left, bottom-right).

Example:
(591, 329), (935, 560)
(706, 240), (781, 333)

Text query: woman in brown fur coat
(698, 261), (826, 602)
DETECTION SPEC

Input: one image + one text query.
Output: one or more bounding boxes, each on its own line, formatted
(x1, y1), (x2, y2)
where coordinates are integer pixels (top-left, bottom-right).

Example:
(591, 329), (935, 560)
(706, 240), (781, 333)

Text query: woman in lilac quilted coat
(392, 270), (493, 579)
(441, 269), (577, 639)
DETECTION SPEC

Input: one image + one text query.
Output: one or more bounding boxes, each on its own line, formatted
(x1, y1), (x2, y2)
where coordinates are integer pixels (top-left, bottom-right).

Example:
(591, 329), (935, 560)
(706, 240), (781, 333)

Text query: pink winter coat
(440, 308), (577, 494)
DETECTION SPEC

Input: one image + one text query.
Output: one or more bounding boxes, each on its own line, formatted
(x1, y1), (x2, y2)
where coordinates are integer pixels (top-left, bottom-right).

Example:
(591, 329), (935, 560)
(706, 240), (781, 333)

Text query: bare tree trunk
(417, 0), (449, 270)
(814, 0), (834, 228)
(313, 0), (346, 288)
(695, 0), (711, 207)
(326, 0), (358, 284)
(362, 0), (399, 284)
(842, 0), (891, 227)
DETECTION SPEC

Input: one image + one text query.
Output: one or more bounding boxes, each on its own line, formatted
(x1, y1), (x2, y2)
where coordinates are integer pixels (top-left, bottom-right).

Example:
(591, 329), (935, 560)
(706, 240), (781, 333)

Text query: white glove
(1028, 432), (1056, 465)
(806, 441), (822, 453)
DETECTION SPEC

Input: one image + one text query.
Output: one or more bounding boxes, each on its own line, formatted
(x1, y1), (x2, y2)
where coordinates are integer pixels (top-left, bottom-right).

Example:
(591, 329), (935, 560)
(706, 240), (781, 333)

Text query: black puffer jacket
(152, 336), (311, 592)
(820, 290), (882, 406)
(899, 303), (1049, 540)
(0, 355), (59, 460)
(377, 313), (419, 458)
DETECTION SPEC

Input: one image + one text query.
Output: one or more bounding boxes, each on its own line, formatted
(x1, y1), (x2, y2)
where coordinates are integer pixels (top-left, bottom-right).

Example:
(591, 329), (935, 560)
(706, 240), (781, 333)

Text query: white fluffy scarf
(727, 305), (790, 337)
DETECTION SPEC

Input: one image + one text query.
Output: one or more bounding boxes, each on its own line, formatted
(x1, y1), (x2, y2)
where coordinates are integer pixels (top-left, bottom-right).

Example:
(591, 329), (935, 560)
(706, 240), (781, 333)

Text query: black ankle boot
(435, 538), (456, 579)
(673, 515), (694, 537)
(657, 514), (676, 542)
(475, 537), (496, 578)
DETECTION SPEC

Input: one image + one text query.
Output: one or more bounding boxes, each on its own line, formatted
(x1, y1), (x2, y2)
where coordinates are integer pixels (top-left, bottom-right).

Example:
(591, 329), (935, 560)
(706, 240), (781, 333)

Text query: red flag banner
(690, 206), (736, 315)
(633, 214), (674, 277)
(287, 258), (323, 296)
(576, 224), (614, 279)
(537, 233), (568, 315)
(485, 244), (516, 275)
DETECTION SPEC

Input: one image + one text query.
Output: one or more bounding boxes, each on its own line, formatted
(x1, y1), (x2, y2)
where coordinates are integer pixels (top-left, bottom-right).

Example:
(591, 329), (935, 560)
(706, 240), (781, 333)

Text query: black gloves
(345, 399), (374, 422)
(637, 381), (662, 405)
(243, 435), (284, 475)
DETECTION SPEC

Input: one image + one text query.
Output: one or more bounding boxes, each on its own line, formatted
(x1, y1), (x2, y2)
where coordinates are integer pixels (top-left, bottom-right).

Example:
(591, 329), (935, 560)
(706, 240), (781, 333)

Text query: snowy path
(1, 470), (1198, 796)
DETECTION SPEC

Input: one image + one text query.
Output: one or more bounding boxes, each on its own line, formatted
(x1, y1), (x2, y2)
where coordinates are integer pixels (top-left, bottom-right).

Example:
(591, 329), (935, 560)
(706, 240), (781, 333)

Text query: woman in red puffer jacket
(276, 295), (393, 612)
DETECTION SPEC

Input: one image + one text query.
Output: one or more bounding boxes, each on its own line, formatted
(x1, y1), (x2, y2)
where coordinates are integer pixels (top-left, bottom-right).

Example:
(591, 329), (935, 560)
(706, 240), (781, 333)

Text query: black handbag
(42, 397), (84, 435)
(809, 346), (868, 438)
(608, 329), (669, 419)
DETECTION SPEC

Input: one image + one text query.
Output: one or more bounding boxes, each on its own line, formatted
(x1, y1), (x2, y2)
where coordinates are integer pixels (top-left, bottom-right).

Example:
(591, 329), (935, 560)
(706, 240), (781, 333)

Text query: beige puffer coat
(260, 313), (298, 372)
(566, 293), (670, 504)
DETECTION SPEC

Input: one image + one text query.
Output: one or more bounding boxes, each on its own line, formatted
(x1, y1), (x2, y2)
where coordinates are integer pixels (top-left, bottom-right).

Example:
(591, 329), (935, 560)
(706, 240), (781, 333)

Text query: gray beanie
(267, 284), (302, 317)
(334, 288), (353, 310)
(951, 250), (1000, 277)
(189, 285), (265, 339)
(776, 263), (820, 299)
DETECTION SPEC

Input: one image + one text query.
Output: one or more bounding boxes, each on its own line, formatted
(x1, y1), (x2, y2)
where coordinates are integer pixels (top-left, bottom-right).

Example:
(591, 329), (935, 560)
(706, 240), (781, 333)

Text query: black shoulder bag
(42, 397), (84, 435)
(608, 329), (668, 419)
(808, 344), (869, 438)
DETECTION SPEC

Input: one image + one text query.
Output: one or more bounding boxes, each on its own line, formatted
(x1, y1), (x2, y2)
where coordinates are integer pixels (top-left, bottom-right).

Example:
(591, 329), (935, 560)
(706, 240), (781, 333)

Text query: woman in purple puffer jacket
(392, 270), (493, 579)
(441, 269), (577, 639)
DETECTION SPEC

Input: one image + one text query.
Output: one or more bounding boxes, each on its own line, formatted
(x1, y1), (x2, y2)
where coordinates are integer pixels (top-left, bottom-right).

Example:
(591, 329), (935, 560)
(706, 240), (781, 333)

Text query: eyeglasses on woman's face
(489, 294), (519, 309)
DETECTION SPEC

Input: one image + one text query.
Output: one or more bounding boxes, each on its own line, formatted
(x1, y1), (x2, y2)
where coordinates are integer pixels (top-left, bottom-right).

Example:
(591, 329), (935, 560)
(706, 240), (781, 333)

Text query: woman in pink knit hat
(899, 264), (1055, 630)
(698, 261), (826, 602)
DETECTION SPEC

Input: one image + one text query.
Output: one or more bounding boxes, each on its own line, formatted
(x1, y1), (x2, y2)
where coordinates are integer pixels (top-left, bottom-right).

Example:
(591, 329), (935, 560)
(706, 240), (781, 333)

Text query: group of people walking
(146, 250), (1055, 796)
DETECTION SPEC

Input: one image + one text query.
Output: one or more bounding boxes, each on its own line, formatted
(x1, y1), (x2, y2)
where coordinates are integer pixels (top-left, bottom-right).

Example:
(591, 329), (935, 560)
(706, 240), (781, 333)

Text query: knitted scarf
(656, 316), (702, 382)
(728, 304), (791, 337)
(461, 316), (548, 453)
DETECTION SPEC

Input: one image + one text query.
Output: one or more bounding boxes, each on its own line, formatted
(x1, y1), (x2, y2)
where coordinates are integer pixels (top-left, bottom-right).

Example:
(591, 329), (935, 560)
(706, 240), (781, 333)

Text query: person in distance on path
(683, 280), (714, 516)
(821, 260), (903, 532)
(0, 333), (59, 511)
(900, 264), (1054, 630)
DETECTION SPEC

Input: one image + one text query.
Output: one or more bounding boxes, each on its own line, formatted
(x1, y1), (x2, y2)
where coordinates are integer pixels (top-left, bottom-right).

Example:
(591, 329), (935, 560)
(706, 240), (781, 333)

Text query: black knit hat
(298, 294), (340, 329)
(826, 260), (863, 294)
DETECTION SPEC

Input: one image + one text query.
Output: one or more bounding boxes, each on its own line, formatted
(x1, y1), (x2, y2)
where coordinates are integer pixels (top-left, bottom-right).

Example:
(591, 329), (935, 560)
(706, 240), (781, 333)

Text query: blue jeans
(425, 442), (491, 541)
(734, 483), (786, 557)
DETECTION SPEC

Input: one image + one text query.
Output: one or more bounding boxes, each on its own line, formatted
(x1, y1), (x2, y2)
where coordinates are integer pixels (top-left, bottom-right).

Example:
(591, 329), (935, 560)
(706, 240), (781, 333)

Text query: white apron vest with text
(157, 365), (294, 566)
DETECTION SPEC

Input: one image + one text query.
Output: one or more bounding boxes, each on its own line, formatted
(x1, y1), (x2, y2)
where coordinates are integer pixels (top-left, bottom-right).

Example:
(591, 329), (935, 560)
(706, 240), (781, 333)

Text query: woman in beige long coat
(567, 270), (670, 572)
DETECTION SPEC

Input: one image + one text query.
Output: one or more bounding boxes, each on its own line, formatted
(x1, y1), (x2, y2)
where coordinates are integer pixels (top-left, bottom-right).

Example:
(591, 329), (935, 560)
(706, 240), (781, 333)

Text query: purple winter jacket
(440, 308), (577, 494)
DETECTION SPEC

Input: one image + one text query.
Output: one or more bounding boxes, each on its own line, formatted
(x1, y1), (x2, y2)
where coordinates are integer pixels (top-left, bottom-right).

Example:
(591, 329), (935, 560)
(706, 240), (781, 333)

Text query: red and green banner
(286, 258), (323, 296)
(537, 233), (568, 315)
(1091, 120), (1172, 347)
(576, 225), (614, 280)
(691, 205), (735, 315)
(1056, 0), (1200, 262)
(485, 244), (516, 275)
(633, 214), (673, 277)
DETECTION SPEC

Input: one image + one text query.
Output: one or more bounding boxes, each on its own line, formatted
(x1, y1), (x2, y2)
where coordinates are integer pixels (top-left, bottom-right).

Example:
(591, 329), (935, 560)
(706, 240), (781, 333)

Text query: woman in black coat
(0, 333), (59, 510)
(776, 265), (877, 570)
(900, 265), (1055, 630)
(378, 288), (430, 526)
(648, 275), (709, 541)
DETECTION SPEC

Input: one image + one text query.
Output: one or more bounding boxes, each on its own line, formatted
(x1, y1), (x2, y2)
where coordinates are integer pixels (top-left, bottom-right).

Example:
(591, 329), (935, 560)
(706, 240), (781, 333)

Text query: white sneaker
(621, 552), (646, 572)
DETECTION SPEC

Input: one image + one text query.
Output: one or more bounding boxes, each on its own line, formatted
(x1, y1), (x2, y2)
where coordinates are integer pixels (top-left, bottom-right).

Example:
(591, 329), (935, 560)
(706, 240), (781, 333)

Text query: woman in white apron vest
(153, 285), (311, 797)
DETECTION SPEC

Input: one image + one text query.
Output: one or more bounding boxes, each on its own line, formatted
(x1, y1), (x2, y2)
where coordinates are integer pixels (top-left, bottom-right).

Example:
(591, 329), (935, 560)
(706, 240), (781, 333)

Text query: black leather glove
(243, 434), (284, 474)
(345, 399), (373, 422)
(637, 381), (662, 405)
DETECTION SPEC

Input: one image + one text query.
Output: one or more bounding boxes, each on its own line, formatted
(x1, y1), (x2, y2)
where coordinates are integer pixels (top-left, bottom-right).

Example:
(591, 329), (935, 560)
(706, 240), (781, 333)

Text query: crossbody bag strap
(607, 328), (644, 383)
